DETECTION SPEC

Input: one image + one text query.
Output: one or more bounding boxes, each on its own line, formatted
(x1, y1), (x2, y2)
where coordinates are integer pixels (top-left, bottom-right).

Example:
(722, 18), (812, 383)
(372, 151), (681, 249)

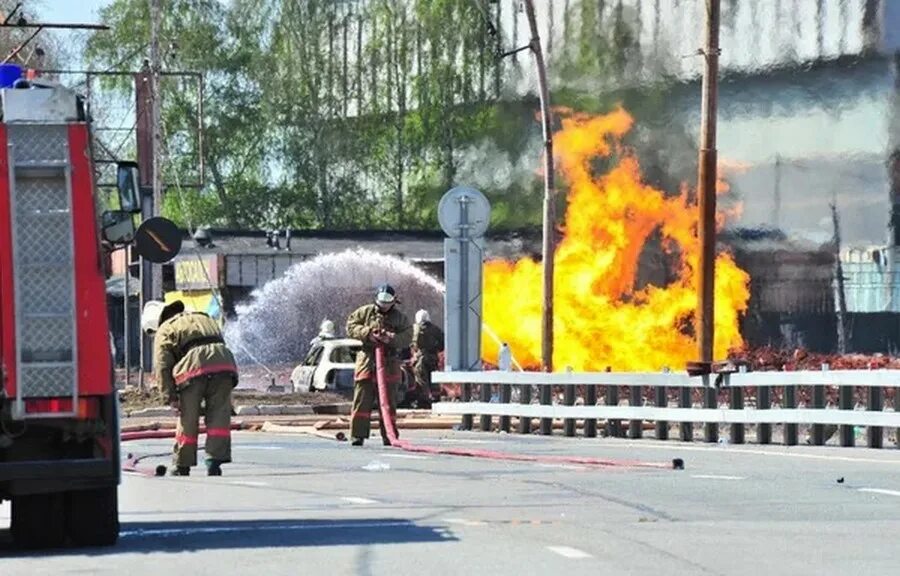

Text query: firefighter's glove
(370, 329), (394, 344)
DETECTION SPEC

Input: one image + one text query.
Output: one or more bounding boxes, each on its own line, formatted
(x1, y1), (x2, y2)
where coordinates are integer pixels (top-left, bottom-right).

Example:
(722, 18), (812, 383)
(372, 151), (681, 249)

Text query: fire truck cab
(0, 80), (130, 548)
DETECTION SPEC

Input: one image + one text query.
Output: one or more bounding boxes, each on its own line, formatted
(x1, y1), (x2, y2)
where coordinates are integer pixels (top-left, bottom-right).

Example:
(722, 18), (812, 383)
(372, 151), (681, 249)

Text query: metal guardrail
(430, 369), (900, 449)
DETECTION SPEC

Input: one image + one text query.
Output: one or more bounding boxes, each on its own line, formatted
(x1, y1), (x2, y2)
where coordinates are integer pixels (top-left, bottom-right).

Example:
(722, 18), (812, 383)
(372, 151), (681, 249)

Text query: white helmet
(141, 301), (165, 335)
(415, 309), (430, 324)
(141, 300), (185, 334)
(319, 319), (335, 338)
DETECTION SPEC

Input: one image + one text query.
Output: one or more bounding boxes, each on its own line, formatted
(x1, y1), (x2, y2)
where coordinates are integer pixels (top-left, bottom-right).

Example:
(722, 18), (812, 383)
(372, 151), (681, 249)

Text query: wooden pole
(523, 0), (556, 437)
(523, 0), (555, 375)
(697, 0), (720, 365)
(697, 0), (721, 444)
(149, 0), (163, 300)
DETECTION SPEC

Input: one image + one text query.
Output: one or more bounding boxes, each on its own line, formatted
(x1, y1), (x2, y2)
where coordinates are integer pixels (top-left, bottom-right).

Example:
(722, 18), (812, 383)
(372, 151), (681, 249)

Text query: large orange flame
(482, 108), (750, 371)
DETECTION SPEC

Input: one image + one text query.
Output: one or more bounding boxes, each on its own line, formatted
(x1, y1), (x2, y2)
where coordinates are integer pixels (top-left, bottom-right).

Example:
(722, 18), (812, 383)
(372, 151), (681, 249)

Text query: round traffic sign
(134, 216), (183, 263)
(437, 186), (491, 238)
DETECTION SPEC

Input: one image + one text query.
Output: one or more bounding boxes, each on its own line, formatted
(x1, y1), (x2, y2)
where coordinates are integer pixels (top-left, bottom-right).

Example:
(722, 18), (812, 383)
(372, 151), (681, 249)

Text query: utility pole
(830, 201), (848, 354)
(697, 0), (721, 444)
(149, 0), (163, 300)
(697, 0), (720, 365)
(135, 62), (153, 390)
(523, 0), (556, 436)
(136, 0), (164, 389)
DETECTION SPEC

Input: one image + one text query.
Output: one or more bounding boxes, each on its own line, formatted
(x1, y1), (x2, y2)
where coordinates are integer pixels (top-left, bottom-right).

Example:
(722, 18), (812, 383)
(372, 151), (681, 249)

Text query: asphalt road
(2, 430), (899, 575)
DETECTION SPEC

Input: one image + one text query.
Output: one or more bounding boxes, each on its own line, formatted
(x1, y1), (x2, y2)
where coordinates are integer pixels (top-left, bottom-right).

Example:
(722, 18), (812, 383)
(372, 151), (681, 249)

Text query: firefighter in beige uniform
(142, 300), (238, 476)
(346, 284), (411, 446)
(412, 309), (444, 399)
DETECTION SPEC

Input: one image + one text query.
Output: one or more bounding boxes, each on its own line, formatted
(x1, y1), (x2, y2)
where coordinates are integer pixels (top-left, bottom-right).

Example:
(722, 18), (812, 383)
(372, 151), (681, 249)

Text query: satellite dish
(133, 216), (183, 263)
(438, 186), (491, 238)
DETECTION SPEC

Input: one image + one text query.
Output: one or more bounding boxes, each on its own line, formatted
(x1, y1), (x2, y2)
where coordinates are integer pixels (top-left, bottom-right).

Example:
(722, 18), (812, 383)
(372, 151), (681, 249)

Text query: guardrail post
(606, 384), (621, 437)
(564, 383), (576, 437)
(679, 385), (693, 442)
(784, 385), (798, 446)
(479, 382), (493, 432)
(499, 383), (511, 433)
(812, 365), (826, 445)
(756, 372), (771, 444)
(461, 383), (473, 431)
(839, 383), (854, 447)
(540, 381), (553, 436)
(730, 382), (744, 444)
(629, 385), (643, 439)
(896, 386), (899, 449)
(655, 386), (668, 440)
(656, 367), (669, 440)
(517, 383), (532, 434)
(584, 384), (597, 438)
(867, 385), (883, 449)
(704, 376), (719, 443)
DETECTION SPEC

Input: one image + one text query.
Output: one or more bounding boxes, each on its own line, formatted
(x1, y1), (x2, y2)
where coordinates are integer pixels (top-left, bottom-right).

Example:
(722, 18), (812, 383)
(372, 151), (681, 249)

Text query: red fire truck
(0, 79), (144, 548)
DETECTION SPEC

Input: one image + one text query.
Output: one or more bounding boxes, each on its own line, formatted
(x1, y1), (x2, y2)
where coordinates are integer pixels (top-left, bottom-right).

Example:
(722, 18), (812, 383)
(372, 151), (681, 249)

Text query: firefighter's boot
(170, 466), (190, 476)
(205, 459), (223, 476)
(351, 438), (365, 446)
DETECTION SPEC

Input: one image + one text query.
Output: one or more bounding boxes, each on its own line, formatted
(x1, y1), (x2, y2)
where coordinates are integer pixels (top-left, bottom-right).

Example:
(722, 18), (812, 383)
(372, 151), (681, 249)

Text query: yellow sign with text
(174, 255), (219, 290)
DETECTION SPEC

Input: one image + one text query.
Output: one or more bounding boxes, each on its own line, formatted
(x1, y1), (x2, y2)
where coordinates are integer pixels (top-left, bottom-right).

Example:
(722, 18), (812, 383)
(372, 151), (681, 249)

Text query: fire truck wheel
(65, 487), (119, 547)
(11, 493), (67, 549)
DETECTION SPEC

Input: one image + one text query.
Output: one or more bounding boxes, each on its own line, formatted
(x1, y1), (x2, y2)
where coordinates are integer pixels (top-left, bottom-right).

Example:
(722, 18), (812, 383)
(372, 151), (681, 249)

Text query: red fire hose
(374, 345), (674, 470)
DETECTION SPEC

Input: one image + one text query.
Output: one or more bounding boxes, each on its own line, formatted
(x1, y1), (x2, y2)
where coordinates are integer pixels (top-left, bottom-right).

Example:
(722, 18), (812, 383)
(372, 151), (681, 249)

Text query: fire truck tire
(65, 487), (119, 547)
(11, 492), (67, 549)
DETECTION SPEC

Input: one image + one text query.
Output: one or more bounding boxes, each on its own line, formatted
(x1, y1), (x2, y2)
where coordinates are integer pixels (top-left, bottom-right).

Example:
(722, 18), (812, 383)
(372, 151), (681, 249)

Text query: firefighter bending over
(142, 300), (238, 476)
(412, 309), (444, 400)
(346, 284), (411, 446)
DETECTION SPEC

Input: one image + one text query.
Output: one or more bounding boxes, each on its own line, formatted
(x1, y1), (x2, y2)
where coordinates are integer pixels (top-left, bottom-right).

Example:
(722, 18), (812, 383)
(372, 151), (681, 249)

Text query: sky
(41, 0), (107, 20)
(35, 0), (110, 67)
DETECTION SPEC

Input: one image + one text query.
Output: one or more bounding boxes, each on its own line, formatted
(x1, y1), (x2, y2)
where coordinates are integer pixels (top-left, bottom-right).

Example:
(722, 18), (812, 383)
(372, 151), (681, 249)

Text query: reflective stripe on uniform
(206, 427), (231, 438)
(176, 432), (198, 446)
(174, 363), (237, 385)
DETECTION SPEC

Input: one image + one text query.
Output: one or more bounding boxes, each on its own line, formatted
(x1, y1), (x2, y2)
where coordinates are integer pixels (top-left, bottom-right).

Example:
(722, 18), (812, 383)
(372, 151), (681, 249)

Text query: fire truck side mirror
(101, 210), (136, 245)
(116, 161), (141, 213)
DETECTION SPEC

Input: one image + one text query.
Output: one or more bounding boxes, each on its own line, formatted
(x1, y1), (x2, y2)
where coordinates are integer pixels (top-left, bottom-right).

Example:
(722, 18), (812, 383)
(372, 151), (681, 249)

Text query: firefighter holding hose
(142, 299), (238, 476)
(346, 284), (412, 446)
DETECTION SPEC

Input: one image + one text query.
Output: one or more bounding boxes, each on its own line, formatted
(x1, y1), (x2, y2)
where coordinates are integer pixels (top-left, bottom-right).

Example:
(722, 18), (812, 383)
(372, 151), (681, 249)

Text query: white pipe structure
(430, 370), (900, 429)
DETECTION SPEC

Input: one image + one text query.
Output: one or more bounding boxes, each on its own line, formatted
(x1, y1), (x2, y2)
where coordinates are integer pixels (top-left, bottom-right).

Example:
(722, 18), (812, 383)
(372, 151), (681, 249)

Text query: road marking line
(237, 446), (284, 450)
(382, 453), (430, 460)
(121, 521), (412, 538)
(547, 546), (593, 559)
(444, 518), (488, 526)
(536, 463), (587, 471)
(436, 439), (491, 444)
(618, 441), (900, 466)
(228, 481), (269, 487)
(858, 488), (900, 497)
(691, 474), (745, 480)
(342, 496), (378, 505)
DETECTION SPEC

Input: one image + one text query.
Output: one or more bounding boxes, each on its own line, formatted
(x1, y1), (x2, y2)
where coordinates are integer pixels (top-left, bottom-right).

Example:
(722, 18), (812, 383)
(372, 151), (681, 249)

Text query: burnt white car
(290, 338), (417, 405)
(291, 338), (362, 393)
